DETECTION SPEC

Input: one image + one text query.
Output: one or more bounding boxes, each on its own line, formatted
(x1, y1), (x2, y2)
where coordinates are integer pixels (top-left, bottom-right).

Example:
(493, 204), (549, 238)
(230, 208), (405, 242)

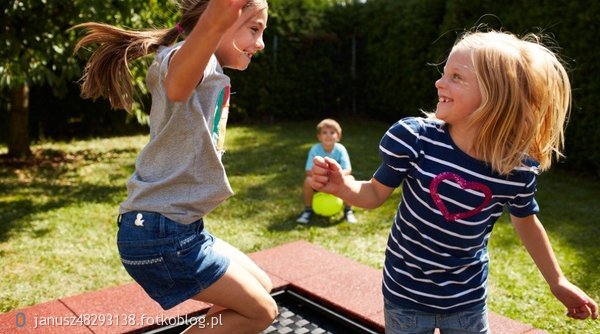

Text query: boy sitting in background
(297, 119), (357, 224)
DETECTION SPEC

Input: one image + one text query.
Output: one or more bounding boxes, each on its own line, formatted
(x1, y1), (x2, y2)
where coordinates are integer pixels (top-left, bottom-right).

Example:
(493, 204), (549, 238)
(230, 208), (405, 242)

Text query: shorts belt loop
(117, 214), (122, 226)
(159, 215), (166, 238)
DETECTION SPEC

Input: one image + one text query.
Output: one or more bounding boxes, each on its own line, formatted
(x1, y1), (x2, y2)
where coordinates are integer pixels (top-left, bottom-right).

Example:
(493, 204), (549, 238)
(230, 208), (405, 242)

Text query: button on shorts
(117, 211), (229, 310)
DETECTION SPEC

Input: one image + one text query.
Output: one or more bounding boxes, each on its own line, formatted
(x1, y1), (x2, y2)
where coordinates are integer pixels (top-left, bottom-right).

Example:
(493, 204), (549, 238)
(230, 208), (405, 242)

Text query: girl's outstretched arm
(165, 0), (247, 101)
(310, 156), (394, 209)
(511, 214), (598, 320)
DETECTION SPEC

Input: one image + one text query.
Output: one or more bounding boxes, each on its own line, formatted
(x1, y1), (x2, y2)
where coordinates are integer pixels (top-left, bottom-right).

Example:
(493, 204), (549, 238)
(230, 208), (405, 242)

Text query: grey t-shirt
(119, 43), (234, 224)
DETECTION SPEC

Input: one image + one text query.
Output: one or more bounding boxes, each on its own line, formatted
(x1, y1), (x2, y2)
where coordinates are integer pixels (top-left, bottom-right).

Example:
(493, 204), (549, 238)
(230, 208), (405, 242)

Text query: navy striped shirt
(374, 117), (539, 313)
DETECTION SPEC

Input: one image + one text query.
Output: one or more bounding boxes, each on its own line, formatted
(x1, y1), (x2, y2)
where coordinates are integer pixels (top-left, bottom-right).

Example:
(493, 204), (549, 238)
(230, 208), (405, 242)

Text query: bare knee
(261, 274), (273, 293)
(262, 295), (279, 328)
(248, 294), (278, 331)
(258, 294), (278, 328)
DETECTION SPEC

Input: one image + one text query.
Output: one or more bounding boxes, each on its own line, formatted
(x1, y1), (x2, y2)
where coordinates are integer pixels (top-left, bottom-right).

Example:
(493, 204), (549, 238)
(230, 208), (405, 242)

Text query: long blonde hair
(72, 0), (267, 112)
(454, 30), (571, 175)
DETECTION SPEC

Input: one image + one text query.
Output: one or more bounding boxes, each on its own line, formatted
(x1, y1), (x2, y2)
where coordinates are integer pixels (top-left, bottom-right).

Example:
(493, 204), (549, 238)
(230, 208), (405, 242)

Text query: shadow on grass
(268, 212), (346, 232)
(0, 146), (130, 243)
(0, 181), (123, 242)
(0, 199), (49, 240)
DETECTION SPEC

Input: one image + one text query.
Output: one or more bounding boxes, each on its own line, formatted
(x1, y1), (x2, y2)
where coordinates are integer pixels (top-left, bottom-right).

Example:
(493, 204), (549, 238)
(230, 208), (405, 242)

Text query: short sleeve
(148, 42), (216, 90)
(146, 45), (177, 90)
(336, 144), (352, 170)
(373, 118), (423, 188)
(507, 166), (540, 217)
(305, 144), (319, 171)
(157, 44), (181, 81)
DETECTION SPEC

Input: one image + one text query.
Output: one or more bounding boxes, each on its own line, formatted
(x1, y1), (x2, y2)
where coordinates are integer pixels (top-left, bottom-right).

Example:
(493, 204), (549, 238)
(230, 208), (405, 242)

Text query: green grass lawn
(1, 119), (598, 333)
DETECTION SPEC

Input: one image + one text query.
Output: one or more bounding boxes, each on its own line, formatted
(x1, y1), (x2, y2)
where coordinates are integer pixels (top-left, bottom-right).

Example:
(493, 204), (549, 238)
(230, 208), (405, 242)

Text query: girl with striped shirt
(310, 30), (597, 333)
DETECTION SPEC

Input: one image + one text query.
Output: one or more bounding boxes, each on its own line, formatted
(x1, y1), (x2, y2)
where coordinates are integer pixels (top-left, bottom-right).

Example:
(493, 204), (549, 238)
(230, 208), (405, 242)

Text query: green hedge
(228, 0), (352, 121)
(14, 0), (600, 174)
(236, 0), (600, 174)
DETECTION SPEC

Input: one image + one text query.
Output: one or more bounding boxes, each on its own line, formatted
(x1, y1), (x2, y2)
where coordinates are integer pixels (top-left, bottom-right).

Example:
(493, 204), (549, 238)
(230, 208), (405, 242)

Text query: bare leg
(181, 262), (277, 334)
(181, 240), (277, 334)
(205, 239), (273, 316)
(213, 238), (273, 292)
(303, 176), (314, 207)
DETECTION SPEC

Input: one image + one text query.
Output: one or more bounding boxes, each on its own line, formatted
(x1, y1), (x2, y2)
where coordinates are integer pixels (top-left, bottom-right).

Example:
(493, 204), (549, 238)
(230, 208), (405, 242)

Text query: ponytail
(73, 0), (268, 112)
(72, 23), (180, 112)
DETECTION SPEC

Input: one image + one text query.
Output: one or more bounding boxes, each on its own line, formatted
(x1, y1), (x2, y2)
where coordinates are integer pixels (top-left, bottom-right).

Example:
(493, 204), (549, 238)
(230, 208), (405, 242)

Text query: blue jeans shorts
(117, 211), (230, 310)
(384, 298), (490, 334)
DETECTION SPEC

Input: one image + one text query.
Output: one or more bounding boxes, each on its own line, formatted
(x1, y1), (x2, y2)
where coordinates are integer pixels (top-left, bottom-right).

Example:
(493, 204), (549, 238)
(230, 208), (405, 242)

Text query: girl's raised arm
(165, 0), (247, 101)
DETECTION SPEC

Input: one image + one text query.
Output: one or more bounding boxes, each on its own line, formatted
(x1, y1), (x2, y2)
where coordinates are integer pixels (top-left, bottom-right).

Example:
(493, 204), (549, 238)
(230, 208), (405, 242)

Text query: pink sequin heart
(429, 172), (492, 222)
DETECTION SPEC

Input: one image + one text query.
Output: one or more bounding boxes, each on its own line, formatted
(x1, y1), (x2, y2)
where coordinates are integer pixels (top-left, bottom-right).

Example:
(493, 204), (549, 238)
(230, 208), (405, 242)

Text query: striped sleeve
(507, 165), (540, 217)
(374, 118), (422, 188)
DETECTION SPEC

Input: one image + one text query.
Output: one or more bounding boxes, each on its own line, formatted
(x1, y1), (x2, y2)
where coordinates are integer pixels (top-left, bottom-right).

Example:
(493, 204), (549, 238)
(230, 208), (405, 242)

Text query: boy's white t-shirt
(120, 43), (233, 224)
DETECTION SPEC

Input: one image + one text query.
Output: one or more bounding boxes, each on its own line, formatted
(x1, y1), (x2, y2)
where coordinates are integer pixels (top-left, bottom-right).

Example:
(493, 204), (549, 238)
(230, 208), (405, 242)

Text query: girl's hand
(310, 156), (345, 195)
(166, 0), (249, 102)
(311, 156), (394, 209)
(551, 277), (598, 320)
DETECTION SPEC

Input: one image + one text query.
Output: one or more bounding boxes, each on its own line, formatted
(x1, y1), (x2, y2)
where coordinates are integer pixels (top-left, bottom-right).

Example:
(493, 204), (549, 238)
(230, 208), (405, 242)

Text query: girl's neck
(447, 124), (479, 159)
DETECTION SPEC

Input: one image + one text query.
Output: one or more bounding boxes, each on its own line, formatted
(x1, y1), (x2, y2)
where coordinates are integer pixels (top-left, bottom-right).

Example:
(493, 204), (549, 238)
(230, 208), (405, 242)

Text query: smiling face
(434, 48), (482, 128)
(215, 6), (268, 70)
(317, 126), (340, 151)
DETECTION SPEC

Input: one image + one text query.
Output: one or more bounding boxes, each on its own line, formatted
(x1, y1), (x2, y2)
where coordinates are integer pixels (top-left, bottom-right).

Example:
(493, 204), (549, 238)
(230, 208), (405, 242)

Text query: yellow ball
(312, 192), (344, 216)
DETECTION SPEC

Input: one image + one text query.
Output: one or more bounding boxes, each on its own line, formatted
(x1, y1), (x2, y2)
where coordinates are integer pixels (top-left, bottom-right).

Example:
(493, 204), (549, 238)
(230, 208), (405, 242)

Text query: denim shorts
(117, 211), (230, 310)
(384, 298), (490, 334)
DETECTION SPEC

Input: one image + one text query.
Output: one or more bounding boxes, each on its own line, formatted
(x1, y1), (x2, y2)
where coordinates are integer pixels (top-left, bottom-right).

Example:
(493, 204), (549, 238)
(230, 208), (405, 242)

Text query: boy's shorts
(117, 211), (229, 310)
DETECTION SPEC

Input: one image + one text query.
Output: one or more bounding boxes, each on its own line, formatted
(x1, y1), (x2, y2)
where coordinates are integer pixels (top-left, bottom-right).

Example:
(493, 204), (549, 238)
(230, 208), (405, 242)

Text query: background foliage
(1, 0), (599, 173)
(0, 0), (178, 140)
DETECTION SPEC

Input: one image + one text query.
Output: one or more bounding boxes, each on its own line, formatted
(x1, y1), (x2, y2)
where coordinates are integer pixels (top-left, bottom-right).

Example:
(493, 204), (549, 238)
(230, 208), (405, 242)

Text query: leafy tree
(0, 0), (176, 158)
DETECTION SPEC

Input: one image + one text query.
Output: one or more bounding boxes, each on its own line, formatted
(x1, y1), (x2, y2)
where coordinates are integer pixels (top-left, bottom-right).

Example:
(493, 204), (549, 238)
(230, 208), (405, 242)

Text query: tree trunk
(8, 83), (31, 158)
